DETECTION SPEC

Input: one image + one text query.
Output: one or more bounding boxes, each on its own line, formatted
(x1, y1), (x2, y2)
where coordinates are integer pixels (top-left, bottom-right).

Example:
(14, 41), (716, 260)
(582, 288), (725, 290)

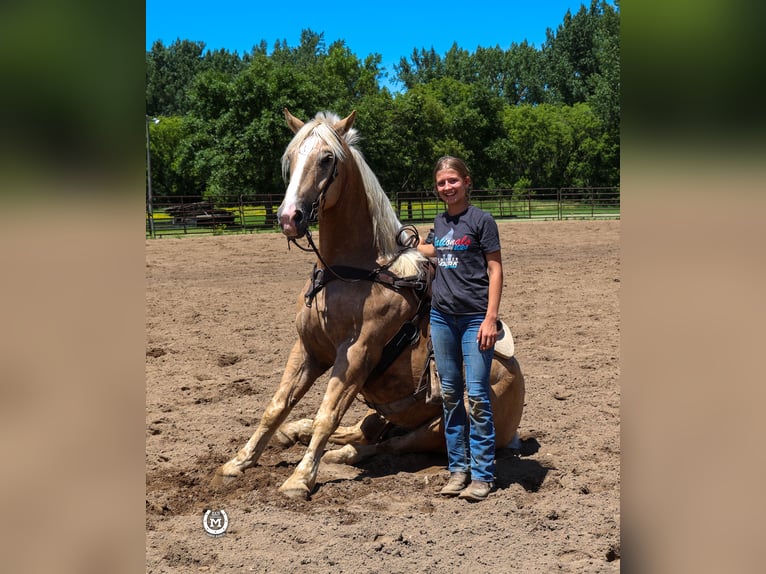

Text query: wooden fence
(146, 187), (619, 238)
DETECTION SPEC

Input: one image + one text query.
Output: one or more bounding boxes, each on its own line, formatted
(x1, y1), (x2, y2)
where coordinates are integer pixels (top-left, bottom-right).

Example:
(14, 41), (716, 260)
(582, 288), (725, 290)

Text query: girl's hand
(477, 317), (498, 351)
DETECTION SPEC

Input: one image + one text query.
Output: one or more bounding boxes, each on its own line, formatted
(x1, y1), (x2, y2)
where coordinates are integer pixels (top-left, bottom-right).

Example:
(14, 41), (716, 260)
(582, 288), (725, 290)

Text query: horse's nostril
(294, 210), (303, 223)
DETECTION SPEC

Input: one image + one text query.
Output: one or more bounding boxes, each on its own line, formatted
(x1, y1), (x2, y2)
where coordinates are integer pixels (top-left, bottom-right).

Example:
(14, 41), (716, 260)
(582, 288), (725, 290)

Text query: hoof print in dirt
(217, 353), (241, 367)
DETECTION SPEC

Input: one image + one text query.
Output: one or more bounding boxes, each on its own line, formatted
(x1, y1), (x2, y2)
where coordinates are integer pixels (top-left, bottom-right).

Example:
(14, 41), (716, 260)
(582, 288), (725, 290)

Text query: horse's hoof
(272, 429), (295, 448)
(210, 467), (241, 488)
(278, 484), (311, 500)
(321, 444), (357, 465)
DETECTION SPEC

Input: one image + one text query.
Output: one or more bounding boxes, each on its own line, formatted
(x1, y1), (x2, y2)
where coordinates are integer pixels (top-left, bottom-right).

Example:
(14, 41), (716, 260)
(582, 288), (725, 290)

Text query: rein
(289, 225), (428, 308)
(288, 227), (363, 289)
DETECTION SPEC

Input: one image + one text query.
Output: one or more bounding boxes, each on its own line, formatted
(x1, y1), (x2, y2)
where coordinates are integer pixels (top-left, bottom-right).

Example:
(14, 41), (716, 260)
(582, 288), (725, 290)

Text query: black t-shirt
(431, 205), (501, 315)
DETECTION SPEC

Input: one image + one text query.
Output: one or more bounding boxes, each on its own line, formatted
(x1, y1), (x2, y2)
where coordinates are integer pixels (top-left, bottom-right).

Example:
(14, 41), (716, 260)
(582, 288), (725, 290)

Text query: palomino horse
(212, 110), (525, 500)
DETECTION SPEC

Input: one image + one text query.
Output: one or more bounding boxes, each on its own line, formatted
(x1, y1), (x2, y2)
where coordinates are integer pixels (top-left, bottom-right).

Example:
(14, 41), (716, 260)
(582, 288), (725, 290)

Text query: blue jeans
(430, 307), (496, 482)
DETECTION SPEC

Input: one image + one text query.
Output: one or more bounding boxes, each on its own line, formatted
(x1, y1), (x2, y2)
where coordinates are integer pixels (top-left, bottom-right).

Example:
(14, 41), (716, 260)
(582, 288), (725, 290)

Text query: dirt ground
(145, 219), (620, 573)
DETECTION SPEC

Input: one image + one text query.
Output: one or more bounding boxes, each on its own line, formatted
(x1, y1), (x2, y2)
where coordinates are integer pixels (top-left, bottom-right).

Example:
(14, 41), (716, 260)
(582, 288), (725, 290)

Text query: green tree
(174, 29), (391, 211)
(146, 39), (207, 116)
(351, 91), (399, 193)
(586, 1), (620, 155)
(147, 115), (204, 199)
(387, 86), (450, 191)
(495, 102), (614, 189)
(146, 40), (248, 117)
(394, 47), (445, 90)
(542, 0), (619, 107)
(145, 4), (620, 205)
(539, 1), (620, 186)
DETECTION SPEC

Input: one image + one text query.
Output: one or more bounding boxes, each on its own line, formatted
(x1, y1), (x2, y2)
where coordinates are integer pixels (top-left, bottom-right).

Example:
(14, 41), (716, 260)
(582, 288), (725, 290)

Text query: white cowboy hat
(494, 320), (515, 359)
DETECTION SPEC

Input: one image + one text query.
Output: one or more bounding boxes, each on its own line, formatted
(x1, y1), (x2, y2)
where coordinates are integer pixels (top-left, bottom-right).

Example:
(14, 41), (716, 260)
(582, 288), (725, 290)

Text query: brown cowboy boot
(439, 471), (470, 496)
(458, 480), (494, 501)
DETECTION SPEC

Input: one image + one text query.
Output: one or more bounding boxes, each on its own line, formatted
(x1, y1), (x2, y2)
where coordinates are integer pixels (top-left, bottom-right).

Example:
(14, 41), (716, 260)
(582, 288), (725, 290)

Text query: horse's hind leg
(276, 418), (363, 448)
(275, 408), (387, 448)
(273, 418), (314, 447)
(212, 341), (324, 487)
(322, 415), (445, 465)
(376, 415), (445, 455)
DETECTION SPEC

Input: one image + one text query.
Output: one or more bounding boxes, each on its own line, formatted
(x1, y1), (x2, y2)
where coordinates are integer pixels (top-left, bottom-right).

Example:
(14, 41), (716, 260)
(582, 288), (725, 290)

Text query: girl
(418, 156), (503, 501)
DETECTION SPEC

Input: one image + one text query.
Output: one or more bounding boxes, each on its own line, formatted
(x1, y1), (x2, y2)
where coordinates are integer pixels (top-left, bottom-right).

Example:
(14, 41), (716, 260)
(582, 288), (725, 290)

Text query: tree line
(146, 0), (619, 202)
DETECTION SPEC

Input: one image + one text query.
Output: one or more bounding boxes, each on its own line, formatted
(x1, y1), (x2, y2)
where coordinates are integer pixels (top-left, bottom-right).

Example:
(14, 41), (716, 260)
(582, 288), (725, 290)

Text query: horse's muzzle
(277, 203), (308, 238)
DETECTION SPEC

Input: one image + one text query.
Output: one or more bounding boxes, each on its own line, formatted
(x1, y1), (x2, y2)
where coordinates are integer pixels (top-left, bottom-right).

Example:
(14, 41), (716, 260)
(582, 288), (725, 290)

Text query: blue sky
(147, 1), (610, 87)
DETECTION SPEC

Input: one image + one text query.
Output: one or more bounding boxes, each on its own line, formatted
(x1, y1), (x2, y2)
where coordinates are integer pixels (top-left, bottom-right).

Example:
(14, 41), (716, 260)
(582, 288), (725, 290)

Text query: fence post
(527, 190), (532, 219)
(146, 197), (155, 238)
(238, 195), (246, 232)
(145, 117), (156, 238)
(181, 195), (187, 234)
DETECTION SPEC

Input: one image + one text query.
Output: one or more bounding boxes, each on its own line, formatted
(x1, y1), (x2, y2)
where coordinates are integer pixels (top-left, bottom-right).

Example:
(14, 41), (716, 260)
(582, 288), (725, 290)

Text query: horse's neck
(318, 170), (378, 268)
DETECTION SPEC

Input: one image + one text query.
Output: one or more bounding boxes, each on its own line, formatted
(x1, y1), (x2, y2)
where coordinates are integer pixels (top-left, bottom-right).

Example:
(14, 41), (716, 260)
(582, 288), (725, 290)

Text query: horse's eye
(320, 154), (334, 166)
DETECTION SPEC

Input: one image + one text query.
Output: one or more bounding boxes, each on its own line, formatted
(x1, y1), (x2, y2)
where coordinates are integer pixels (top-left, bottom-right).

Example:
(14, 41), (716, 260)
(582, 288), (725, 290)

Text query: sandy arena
(146, 219), (620, 573)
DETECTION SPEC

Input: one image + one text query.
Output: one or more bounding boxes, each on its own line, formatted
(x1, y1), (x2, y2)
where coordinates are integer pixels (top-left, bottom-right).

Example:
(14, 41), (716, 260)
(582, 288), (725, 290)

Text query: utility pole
(146, 116), (160, 238)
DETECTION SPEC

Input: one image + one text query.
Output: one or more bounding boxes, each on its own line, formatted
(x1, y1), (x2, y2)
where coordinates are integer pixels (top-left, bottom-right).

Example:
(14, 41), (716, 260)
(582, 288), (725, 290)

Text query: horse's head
(277, 109), (357, 238)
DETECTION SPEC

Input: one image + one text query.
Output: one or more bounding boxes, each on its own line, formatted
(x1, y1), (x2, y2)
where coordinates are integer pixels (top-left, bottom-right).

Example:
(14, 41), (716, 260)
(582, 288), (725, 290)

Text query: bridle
(285, 132), (339, 252)
(289, 220), (420, 274)
(283, 157), (336, 272)
(289, 220), (427, 306)
(283, 131), (428, 306)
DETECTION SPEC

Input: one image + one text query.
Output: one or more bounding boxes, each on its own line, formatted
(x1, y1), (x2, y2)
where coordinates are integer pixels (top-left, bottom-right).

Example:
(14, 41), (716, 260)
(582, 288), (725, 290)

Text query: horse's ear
(333, 111), (357, 136)
(284, 108), (304, 133)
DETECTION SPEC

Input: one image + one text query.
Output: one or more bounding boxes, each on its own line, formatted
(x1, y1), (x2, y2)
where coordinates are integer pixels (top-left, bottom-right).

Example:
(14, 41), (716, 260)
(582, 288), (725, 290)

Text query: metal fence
(145, 187), (619, 238)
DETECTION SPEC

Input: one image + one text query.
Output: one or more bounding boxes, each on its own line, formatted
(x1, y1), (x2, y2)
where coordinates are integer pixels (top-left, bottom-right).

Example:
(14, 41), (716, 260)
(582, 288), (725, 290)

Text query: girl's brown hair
(432, 156), (472, 196)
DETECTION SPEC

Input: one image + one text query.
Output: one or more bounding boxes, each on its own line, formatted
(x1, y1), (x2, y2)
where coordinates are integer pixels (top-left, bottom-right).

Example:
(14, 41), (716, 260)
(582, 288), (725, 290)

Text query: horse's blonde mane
(282, 111), (426, 278)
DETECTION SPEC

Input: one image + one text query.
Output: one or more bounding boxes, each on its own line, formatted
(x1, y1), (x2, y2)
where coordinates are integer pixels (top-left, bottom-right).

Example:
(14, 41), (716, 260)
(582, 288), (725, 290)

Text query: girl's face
(435, 168), (470, 212)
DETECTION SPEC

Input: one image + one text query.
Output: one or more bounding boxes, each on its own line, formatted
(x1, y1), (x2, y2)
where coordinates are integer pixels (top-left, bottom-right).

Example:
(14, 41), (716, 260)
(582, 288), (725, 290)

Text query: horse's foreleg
(212, 341), (324, 487)
(319, 410), (388, 463)
(278, 357), (366, 499)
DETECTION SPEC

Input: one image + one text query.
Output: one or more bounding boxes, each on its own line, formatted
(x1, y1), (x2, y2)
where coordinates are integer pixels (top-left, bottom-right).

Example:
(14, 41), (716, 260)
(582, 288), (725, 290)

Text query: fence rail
(146, 187), (619, 238)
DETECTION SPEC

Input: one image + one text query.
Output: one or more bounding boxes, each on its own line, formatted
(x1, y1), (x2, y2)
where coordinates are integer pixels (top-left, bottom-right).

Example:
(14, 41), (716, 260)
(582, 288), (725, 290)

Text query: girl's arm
(478, 250), (503, 351)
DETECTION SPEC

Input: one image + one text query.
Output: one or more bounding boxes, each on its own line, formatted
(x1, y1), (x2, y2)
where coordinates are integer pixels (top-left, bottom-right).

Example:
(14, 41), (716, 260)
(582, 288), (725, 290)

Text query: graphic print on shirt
(435, 227), (473, 269)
